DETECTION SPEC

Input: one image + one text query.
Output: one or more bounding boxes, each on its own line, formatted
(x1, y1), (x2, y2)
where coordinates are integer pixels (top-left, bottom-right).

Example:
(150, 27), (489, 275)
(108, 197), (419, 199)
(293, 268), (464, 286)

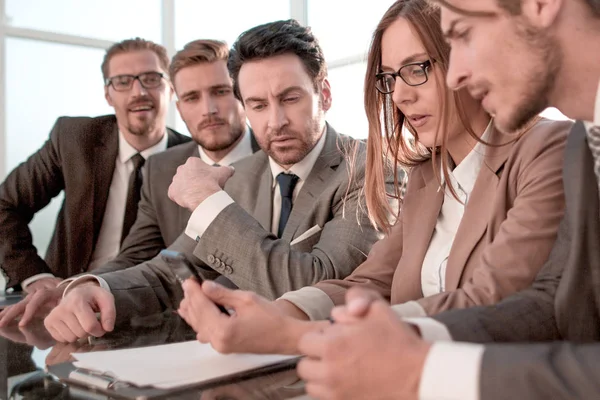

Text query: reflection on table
(0, 311), (309, 399)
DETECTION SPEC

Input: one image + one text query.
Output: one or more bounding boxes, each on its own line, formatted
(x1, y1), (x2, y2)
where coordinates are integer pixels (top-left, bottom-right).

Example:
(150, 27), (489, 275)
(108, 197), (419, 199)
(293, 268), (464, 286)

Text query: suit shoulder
(51, 114), (116, 143)
(512, 118), (571, 156)
(147, 140), (197, 166)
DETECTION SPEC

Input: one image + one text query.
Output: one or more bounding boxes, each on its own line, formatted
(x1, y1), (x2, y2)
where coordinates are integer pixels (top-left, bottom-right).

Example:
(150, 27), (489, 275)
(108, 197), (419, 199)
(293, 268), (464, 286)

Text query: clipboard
(46, 356), (301, 399)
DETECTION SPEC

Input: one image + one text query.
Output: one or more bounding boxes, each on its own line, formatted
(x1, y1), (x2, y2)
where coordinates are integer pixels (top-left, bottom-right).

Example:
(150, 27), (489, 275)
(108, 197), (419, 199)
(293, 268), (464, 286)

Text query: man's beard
(502, 22), (562, 132)
(126, 118), (156, 136)
(195, 123), (244, 152)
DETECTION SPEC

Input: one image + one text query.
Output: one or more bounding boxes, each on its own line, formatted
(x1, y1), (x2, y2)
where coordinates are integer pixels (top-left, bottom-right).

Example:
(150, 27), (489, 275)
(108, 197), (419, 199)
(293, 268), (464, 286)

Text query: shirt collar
(444, 119), (493, 196)
(118, 130), (168, 164)
(198, 126), (253, 166)
(269, 125), (328, 185)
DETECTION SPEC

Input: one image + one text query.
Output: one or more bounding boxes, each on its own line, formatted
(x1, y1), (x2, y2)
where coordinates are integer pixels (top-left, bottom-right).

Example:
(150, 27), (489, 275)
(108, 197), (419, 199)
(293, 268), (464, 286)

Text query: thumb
(202, 280), (238, 307)
(215, 166), (235, 188)
(94, 290), (116, 332)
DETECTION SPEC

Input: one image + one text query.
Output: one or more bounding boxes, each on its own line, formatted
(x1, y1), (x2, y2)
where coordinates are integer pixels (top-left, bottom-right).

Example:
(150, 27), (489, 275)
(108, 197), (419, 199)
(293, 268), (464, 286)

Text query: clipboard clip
(69, 368), (129, 390)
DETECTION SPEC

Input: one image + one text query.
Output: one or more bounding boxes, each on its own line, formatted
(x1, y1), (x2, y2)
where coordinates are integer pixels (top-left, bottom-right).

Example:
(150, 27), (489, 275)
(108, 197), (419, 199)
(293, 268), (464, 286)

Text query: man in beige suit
(42, 21), (381, 342)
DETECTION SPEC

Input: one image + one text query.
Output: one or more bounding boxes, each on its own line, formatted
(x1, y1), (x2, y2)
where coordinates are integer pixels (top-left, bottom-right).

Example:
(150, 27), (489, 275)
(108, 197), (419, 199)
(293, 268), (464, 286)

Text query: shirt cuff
(391, 301), (427, 318)
(404, 317), (453, 341)
(62, 274), (110, 298)
(278, 287), (335, 321)
(21, 273), (56, 291)
(184, 191), (235, 240)
(419, 342), (484, 400)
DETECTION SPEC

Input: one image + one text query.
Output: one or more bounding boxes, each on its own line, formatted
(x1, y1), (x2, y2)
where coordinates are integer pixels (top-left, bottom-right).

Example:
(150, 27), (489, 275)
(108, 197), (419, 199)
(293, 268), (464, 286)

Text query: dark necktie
(586, 125), (600, 197)
(121, 153), (145, 245)
(276, 173), (299, 238)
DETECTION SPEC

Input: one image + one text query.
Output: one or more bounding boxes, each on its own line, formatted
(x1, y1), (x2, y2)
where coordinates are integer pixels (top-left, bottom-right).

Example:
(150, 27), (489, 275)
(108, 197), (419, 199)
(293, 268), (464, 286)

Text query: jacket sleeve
(0, 118), (67, 287)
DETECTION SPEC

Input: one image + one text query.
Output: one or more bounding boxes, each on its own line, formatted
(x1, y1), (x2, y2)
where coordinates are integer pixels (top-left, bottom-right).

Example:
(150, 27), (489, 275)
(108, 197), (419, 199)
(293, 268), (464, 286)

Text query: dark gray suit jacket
(432, 121), (600, 399)
(0, 115), (190, 289)
(98, 124), (382, 323)
(92, 129), (260, 275)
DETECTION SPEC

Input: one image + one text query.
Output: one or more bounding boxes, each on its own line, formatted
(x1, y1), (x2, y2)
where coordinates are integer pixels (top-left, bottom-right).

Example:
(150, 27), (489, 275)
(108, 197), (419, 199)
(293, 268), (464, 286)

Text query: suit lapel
(395, 162), (444, 300)
(255, 159), (274, 232)
(281, 125), (341, 242)
(445, 125), (514, 290)
(91, 120), (119, 253)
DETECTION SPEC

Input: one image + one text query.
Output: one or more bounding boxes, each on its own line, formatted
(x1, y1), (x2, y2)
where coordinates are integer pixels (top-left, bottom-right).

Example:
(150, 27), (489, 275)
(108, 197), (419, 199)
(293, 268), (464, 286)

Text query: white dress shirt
(22, 131), (168, 289)
(184, 127), (327, 240)
(415, 80), (600, 400)
(280, 121), (492, 320)
(197, 127), (253, 166)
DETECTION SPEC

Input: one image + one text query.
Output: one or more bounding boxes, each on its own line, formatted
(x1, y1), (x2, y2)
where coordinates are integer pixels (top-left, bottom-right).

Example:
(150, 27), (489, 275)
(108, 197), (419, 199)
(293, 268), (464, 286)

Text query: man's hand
(44, 283), (116, 343)
(25, 277), (63, 293)
(178, 280), (309, 355)
(297, 301), (431, 400)
(0, 286), (65, 327)
(168, 157), (234, 211)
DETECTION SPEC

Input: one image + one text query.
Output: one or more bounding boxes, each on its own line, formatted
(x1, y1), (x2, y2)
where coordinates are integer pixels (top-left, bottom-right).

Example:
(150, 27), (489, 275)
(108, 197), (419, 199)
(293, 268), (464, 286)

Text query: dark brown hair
(227, 19), (327, 101)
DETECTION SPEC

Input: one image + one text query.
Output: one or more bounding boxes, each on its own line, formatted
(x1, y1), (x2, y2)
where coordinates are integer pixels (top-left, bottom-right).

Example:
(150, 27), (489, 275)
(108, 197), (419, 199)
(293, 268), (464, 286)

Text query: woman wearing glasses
(178, 0), (571, 355)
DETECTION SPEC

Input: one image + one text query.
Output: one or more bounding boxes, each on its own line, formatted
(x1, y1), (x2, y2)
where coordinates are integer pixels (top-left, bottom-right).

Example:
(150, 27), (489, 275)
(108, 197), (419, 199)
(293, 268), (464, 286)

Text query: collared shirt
(197, 127), (253, 166)
(420, 121), (492, 297)
(416, 80), (600, 400)
(87, 131), (169, 270)
(22, 131), (169, 289)
(280, 121), (493, 320)
(185, 126), (327, 240)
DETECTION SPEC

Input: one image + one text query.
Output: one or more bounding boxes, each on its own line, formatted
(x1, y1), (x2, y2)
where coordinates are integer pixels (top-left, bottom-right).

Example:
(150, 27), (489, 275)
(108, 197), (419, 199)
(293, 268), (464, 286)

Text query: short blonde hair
(169, 39), (229, 82)
(101, 37), (169, 81)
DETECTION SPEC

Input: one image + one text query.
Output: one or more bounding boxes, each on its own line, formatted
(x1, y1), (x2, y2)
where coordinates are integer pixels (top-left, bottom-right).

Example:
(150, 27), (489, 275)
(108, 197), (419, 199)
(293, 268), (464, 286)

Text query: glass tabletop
(0, 311), (310, 399)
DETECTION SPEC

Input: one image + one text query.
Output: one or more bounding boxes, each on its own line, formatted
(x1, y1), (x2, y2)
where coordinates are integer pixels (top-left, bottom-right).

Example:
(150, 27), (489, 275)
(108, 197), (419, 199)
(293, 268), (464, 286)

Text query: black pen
(160, 249), (230, 315)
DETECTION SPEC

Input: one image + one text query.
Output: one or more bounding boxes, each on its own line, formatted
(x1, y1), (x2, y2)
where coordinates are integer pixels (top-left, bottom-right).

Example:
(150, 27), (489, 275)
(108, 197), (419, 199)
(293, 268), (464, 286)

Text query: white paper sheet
(71, 340), (298, 389)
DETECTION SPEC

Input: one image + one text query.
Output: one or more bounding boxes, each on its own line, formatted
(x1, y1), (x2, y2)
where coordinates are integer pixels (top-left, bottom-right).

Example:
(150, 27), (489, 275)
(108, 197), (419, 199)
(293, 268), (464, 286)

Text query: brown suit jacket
(433, 121), (600, 400)
(314, 118), (571, 315)
(0, 115), (190, 288)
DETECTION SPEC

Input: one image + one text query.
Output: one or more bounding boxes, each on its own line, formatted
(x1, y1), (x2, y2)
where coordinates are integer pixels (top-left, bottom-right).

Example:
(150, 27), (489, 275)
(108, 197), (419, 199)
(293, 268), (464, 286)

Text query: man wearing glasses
(0, 38), (189, 294)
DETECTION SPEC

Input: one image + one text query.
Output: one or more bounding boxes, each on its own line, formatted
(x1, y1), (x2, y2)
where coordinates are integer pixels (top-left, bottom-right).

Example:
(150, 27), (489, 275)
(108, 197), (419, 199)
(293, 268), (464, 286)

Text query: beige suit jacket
(313, 118), (571, 316)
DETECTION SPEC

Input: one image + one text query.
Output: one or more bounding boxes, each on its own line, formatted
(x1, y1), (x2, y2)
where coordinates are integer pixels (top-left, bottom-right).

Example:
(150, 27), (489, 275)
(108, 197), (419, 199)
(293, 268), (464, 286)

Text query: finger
(0, 301), (28, 327)
(344, 288), (382, 317)
(200, 280), (245, 309)
(331, 306), (364, 324)
(215, 166), (235, 187)
(61, 312), (88, 339)
(296, 358), (329, 384)
(297, 330), (329, 358)
(75, 307), (107, 338)
(20, 292), (53, 326)
(45, 323), (65, 343)
(304, 382), (334, 400)
(94, 291), (116, 332)
(52, 320), (78, 343)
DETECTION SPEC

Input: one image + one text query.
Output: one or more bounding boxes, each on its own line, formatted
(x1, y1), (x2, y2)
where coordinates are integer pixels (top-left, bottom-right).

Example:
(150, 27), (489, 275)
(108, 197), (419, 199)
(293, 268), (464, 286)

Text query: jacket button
(207, 254), (215, 264)
(224, 265), (233, 274)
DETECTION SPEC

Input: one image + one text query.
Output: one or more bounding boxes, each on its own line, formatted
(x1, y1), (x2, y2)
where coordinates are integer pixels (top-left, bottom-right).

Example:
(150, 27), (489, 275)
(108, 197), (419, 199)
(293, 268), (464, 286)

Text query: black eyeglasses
(375, 59), (435, 94)
(105, 71), (165, 92)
